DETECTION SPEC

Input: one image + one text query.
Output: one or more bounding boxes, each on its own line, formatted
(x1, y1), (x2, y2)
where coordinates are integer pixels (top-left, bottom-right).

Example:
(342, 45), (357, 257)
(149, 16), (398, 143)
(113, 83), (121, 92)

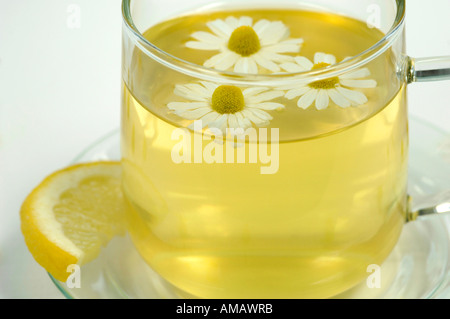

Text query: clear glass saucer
(49, 117), (450, 299)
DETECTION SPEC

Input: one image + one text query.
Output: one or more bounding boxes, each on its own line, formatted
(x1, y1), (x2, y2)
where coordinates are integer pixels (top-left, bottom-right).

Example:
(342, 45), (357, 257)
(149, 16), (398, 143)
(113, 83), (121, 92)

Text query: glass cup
(120, 0), (450, 298)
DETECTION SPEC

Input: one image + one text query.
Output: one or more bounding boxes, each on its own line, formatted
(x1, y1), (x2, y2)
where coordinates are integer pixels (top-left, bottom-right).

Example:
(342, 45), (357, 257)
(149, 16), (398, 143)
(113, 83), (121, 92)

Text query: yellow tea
(121, 7), (407, 298)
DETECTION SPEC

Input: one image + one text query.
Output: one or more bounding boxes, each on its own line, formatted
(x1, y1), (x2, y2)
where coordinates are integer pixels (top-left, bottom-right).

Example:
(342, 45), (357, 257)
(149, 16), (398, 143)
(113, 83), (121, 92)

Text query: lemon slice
(20, 161), (126, 282)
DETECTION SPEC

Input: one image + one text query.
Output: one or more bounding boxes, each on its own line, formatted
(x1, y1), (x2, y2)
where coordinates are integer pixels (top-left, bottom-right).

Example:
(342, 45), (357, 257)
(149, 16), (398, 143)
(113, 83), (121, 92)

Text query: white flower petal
(248, 102), (285, 111)
(285, 86), (311, 100)
(213, 53), (241, 71)
(242, 87), (269, 97)
(314, 52), (336, 65)
(208, 114), (229, 132)
(174, 85), (209, 101)
(247, 90), (284, 103)
(199, 81), (220, 93)
(315, 90), (330, 110)
(294, 56), (314, 70)
(280, 62), (307, 73)
(252, 53), (281, 72)
(248, 108), (273, 121)
(198, 111), (221, 127)
(175, 107), (212, 120)
(252, 19), (271, 34)
(238, 16), (253, 27)
(336, 87), (368, 105)
(258, 21), (289, 45)
(327, 88), (352, 108)
(183, 83), (213, 98)
(340, 79), (377, 88)
(339, 68), (371, 79)
(207, 19), (233, 37)
(234, 57), (258, 74)
(264, 38), (303, 54)
(258, 50), (293, 63)
(186, 40), (221, 51)
(227, 113), (240, 129)
(241, 108), (267, 126)
(297, 89), (318, 109)
(324, 54), (337, 65)
(190, 31), (223, 45)
(225, 16), (240, 29)
(204, 51), (240, 70)
(235, 112), (253, 129)
(242, 109), (270, 126)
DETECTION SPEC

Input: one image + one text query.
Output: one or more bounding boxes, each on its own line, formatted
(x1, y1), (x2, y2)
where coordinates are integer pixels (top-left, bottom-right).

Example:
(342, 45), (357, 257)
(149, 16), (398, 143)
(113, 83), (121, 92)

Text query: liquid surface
(121, 6), (407, 298)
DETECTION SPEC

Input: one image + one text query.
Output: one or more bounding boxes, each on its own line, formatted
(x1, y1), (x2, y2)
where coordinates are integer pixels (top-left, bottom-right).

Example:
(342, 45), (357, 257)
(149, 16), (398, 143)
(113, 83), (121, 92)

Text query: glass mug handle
(406, 55), (450, 83)
(403, 55), (450, 222)
(407, 192), (450, 222)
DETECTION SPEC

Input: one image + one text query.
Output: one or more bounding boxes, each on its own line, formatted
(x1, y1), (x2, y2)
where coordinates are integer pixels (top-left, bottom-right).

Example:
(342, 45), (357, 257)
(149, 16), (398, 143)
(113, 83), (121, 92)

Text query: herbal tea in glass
(121, 4), (407, 298)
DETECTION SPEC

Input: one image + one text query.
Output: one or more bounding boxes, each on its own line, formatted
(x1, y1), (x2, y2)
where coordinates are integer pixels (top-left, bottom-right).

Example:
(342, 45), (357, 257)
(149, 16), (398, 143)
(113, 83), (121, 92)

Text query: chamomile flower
(186, 16), (303, 74)
(281, 53), (377, 110)
(167, 81), (285, 132)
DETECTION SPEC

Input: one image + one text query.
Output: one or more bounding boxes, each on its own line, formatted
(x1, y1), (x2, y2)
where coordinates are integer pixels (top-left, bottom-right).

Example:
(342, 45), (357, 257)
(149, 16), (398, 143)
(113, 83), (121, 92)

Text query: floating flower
(167, 81), (285, 132)
(186, 16), (303, 74)
(281, 53), (377, 110)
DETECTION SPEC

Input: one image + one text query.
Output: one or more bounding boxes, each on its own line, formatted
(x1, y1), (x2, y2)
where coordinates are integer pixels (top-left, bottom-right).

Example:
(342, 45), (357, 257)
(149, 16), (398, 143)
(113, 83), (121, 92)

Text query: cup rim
(121, 0), (406, 86)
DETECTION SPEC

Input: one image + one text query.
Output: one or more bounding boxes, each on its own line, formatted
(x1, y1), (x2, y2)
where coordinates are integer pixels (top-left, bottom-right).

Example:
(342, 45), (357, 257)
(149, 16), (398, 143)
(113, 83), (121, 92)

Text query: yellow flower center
(211, 85), (245, 114)
(308, 62), (340, 89)
(228, 26), (261, 57)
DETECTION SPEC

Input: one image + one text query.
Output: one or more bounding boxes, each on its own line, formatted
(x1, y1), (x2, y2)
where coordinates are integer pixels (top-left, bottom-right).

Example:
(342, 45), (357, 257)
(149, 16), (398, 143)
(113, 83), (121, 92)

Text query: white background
(0, 0), (449, 298)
